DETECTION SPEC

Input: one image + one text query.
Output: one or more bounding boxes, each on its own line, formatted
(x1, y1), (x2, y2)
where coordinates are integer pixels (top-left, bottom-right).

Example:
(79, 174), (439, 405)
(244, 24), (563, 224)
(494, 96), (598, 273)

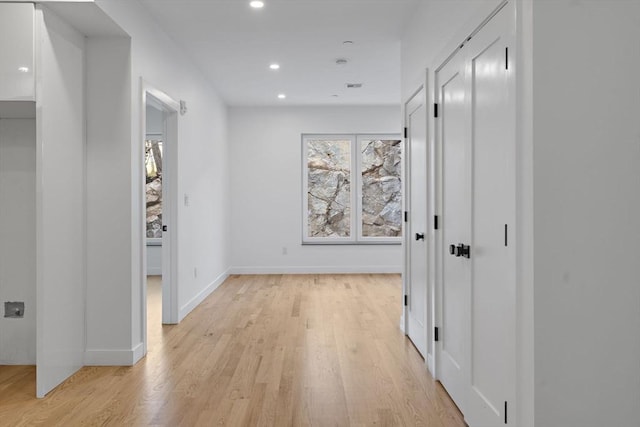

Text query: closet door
(436, 51), (471, 413)
(435, 2), (516, 424)
(465, 4), (516, 425)
(405, 86), (429, 358)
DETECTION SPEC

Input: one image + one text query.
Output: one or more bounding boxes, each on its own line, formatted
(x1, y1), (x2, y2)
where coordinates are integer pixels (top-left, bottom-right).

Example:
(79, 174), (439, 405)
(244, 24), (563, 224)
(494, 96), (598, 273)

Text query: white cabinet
(0, 3), (35, 101)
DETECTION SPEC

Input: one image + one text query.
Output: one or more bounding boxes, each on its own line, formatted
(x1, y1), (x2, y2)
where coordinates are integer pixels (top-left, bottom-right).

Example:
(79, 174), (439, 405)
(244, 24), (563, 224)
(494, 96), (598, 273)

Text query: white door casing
(404, 85), (428, 358)
(141, 82), (180, 361)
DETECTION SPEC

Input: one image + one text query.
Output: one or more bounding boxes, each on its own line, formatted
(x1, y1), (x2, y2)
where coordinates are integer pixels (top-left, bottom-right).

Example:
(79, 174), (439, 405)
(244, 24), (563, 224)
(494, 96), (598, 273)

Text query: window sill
(301, 241), (401, 246)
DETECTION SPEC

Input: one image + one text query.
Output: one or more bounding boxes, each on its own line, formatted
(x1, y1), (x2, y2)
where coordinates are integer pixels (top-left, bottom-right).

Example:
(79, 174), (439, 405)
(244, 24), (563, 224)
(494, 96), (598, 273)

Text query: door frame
(140, 79), (179, 357)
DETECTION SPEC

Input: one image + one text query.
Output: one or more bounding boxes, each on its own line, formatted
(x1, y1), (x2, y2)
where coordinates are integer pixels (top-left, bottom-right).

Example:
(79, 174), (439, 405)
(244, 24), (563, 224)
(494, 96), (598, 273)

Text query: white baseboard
(132, 342), (145, 364)
(0, 358), (36, 365)
(178, 269), (229, 322)
(228, 265), (402, 275)
(85, 342), (144, 366)
(427, 354), (435, 376)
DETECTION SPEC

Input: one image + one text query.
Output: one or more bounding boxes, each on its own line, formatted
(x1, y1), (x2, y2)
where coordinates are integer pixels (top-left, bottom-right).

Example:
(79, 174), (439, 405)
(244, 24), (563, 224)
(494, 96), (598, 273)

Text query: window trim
(301, 133), (402, 245)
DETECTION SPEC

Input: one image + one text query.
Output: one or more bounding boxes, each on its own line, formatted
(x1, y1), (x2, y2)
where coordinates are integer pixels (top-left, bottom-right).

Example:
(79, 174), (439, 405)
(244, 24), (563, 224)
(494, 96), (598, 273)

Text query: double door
(436, 2), (516, 425)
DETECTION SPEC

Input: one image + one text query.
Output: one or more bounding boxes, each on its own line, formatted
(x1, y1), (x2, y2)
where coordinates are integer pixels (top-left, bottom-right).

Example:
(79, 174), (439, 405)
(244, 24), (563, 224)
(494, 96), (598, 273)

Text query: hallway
(0, 274), (463, 426)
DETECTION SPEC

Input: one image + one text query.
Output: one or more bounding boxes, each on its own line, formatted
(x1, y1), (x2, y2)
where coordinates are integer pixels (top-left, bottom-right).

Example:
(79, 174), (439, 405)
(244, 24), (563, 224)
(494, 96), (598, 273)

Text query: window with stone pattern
(302, 134), (402, 244)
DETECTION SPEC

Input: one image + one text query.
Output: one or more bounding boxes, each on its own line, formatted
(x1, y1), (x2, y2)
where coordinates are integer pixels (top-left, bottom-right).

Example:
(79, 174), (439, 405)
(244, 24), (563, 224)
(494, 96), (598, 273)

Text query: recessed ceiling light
(331, 94), (339, 98)
(277, 94), (286, 99)
(250, 1), (264, 8)
(343, 41), (354, 45)
(269, 63), (280, 70)
(336, 58), (348, 66)
(18, 67), (29, 73)
(346, 83), (363, 89)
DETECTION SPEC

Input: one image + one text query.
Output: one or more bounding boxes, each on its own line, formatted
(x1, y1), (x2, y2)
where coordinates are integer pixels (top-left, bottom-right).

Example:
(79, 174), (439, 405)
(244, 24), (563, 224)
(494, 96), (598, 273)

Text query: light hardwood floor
(0, 274), (465, 426)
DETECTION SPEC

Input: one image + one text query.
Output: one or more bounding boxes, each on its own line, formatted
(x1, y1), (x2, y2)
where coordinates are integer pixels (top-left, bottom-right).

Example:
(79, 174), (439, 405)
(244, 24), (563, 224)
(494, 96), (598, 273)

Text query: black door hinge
(434, 327), (439, 342)
(404, 127), (408, 138)
(434, 215), (439, 230)
(434, 103), (439, 118)
(505, 401), (508, 424)
(504, 224), (508, 247)
(404, 211), (408, 223)
(404, 295), (408, 306)
(506, 47), (509, 70)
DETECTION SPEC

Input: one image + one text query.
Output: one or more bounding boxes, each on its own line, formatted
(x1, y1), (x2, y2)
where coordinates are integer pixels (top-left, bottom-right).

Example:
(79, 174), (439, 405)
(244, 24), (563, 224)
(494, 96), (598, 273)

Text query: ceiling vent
(346, 83), (363, 89)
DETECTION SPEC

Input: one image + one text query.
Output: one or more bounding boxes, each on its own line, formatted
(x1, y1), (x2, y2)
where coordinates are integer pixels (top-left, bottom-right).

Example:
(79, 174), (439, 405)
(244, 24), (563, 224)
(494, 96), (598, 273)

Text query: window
(145, 137), (163, 239)
(302, 134), (402, 244)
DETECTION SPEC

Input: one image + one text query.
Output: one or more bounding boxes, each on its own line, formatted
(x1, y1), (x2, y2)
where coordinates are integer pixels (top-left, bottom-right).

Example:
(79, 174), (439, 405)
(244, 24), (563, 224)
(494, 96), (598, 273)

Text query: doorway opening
(145, 100), (165, 350)
(141, 83), (179, 356)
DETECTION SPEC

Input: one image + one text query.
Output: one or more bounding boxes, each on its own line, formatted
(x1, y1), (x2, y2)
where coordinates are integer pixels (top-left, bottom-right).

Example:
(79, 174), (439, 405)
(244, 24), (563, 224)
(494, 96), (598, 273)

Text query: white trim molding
(228, 265), (402, 275)
(178, 270), (230, 322)
(84, 343), (144, 366)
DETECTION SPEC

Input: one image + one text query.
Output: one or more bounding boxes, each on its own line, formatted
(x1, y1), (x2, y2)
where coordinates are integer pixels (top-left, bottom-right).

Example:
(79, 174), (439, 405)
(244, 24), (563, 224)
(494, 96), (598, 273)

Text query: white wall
(90, 0), (230, 360)
(145, 104), (163, 135)
(146, 245), (162, 276)
(401, 0), (498, 102)
(0, 3), (35, 101)
(85, 35), (134, 364)
(229, 106), (402, 274)
(531, 1), (640, 425)
(0, 117), (36, 365)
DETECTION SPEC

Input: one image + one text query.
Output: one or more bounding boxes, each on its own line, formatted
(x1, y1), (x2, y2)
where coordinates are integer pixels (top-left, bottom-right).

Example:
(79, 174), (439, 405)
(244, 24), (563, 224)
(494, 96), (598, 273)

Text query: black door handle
(459, 243), (470, 258)
(449, 243), (471, 258)
(415, 233), (425, 241)
(450, 244), (463, 257)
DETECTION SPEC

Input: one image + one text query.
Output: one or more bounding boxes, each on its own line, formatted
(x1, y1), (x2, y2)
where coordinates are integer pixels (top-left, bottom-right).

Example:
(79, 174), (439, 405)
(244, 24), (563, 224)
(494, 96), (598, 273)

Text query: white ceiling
(138, 0), (419, 106)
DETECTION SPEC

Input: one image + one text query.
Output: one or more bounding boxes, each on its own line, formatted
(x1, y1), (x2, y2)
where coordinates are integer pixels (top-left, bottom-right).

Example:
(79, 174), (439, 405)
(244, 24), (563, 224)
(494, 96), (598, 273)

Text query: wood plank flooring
(0, 274), (465, 426)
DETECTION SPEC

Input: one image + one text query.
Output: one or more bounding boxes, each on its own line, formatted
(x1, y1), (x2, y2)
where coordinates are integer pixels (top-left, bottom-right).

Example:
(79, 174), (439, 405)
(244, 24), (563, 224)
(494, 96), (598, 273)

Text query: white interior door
(437, 50), (470, 413)
(466, 5), (516, 425)
(160, 106), (178, 325)
(405, 86), (428, 358)
(36, 6), (86, 397)
(435, 2), (516, 424)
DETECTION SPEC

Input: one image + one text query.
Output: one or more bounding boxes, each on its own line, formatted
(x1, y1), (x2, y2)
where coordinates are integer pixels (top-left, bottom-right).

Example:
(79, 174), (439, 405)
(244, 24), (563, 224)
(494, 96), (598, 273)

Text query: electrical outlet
(184, 194), (190, 207)
(282, 247), (288, 255)
(4, 302), (24, 318)
(194, 267), (198, 278)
